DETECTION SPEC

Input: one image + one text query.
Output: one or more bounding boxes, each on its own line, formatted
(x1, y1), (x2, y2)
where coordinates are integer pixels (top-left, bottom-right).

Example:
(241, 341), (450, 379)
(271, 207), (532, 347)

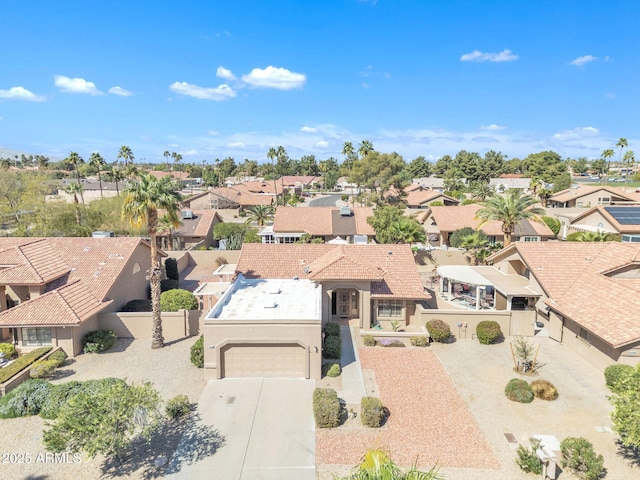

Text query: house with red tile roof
(157, 209), (222, 250)
(488, 242), (640, 369)
(0, 237), (161, 357)
(547, 185), (640, 208)
(183, 185), (275, 210)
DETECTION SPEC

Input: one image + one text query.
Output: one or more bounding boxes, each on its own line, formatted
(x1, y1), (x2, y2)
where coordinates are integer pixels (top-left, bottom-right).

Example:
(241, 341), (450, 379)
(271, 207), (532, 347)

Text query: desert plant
(505, 378), (534, 403)
(323, 322), (341, 337)
(0, 379), (53, 418)
(165, 257), (179, 281)
(83, 329), (117, 353)
(516, 437), (543, 474)
(215, 256), (228, 267)
(361, 396), (385, 428)
(323, 335), (342, 359)
(48, 349), (68, 368)
(377, 339), (406, 347)
(160, 288), (198, 312)
(30, 359), (59, 379)
(313, 388), (341, 428)
(426, 319), (451, 343)
(0, 347), (51, 383)
(476, 320), (502, 344)
(511, 336), (537, 372)
(560, 437), (604, 480)
(322, 363), (341, 377)
(604, 364), (633, 392)
(410, 336), (429, 347)
(40, 381), (86, 419)
(530, 379), (558, 401)
(391, 320), (400, 332)
(0, 343), (16, 359)
(363, 335), (376, 347)
(190, 335), (204, 368)
(165, 394), (191, 419)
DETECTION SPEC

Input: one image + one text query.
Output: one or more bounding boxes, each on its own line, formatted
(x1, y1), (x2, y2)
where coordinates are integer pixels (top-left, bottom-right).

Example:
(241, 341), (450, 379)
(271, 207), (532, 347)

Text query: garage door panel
(222, 344), (306, 378)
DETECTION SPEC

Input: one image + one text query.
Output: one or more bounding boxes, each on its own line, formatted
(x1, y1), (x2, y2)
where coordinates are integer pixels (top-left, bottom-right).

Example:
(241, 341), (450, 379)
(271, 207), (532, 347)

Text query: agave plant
(339, 449), (443, 480)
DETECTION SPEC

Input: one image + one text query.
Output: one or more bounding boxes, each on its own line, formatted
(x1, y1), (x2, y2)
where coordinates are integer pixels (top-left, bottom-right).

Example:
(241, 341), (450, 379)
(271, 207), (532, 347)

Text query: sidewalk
(338, 325), (367, 404)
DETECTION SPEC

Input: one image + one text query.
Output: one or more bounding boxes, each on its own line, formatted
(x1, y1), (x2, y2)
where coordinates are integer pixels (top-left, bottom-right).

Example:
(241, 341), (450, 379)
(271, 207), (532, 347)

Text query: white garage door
(222, 343), (307, 378)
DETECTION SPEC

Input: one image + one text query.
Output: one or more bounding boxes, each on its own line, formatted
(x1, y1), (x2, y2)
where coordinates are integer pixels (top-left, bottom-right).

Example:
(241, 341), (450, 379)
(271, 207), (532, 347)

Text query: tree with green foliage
(459, 231), (489, 265)
(541, 216), (561, 237)
(566, 230), (619, 242)
(601, 148), (615, 182)
(64, 151), (85, 205)
(213, 222), (259, 249)
(160, 289), (198, 311)
(338, 448), (443, 480)
(610, 363), (640, 448)
(448, 227), (475, 248)
(405, 156), (431, 178)
(367, 205), (424, 244)
(388, 217), (427, 245)
(89, 152), (107, 200)
(470, 182), (494, 201)
(476, 189), (544, 247)
(122, 174), (181, 349)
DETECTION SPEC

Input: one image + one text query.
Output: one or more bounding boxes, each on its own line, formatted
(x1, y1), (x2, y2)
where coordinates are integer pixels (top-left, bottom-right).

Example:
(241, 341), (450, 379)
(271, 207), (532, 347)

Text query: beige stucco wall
(320, 280), (371, 328)
(187, 194), (214, 210)
(414, 304), (512, 340)
(98, 310), (202, 340)
(16, 315), (99, 358)
(569, 210), (616, 232)
(103, 245), (154, 311)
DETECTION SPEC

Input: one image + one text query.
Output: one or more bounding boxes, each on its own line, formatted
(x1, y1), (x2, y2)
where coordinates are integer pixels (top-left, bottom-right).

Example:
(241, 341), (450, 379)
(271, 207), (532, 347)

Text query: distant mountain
(0, 146), (62, 162)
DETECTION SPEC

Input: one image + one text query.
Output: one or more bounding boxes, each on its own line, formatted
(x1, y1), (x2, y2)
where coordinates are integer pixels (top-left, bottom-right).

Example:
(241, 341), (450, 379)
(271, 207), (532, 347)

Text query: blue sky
(1, 0), (639, 164)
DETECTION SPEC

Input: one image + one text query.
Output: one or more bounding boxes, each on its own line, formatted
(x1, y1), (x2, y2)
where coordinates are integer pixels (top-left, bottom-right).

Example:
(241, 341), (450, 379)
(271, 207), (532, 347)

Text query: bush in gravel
(0, 346), (51, 383)
(120, 299), (152, 312)
(530, 379), (558, 401)
(0, 343), (16, 359)
(323, 335), (342, 359)
(361, 396), (385, 428)
(322, 363), (341, 377)
(560, 437), (604, 480)
(505, 378), (534, 403)
(476, 320), (502, 344)
(516, 437), (543, 474)
(410, 336), (429, 347)
(0, 379), (53, 418)
(30, 359), (59, 379)
(165, 258), (179, 281)
(40, 378), (127, 420)
(48, 349), (68, 368)
(313, 388), (341, 428)
(604, 364), (633, 392)
(166, 394), (191, 419)
(190, 335), (204, 368)
(160, 288), (198, 312)
(323, 322), (341, 337)
(83, 329), (117, 353)
(377, 339), (406, 348)
(426, 319), (451, 343)
(363, 335), (376, 347)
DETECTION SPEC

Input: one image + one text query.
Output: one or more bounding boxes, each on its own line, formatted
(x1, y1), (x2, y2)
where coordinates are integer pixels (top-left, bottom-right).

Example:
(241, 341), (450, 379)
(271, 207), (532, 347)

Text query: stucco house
(404, 187), (460, 208)
(184, 185), (275, 210)
(489, 176), (532, 192)
(157, 209), (222, 250)
(0, 237), (160, 357)
(562, 205), (640, 242)
(203, 243), (429, 380)
(547, 185), (639, 208)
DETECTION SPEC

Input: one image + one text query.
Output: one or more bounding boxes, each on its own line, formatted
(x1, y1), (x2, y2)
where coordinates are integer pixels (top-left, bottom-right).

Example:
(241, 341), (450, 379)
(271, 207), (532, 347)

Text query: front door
(339, 291), (350, 317)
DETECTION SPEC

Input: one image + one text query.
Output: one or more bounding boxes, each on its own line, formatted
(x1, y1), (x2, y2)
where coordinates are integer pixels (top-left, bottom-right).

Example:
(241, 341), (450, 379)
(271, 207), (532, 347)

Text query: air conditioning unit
(92, 231), (115, 238)
(181, 210), (194, 219)
(340, 206), (351, 216)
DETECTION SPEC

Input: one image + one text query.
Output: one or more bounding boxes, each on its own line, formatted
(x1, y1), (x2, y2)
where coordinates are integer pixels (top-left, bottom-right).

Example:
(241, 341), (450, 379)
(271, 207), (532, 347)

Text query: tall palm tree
(470, 182), (494, 201)
(601, 148), (615, 184)
(64, 182), (83, 225)
(244, 205), (274, 226)
(122, 174), (181, 349)
(117, 145), (134, 172)
(89, 152), (107, 199)
(388, 217), (426, 246)
(171, 152), (182, 174)
(267, 147), (279, 205)
(163, 150), (171, 170)
(616, 138), (628, 169)
(459, 231), (489, 265)
(158, 213), (183, 250)
(111, 167), (125, 196)
(64, 151), (85, 205)
(358, 139), (374, 159)
(623, 149), (635, 184)
(342, 141), (355, 205)
(476, 189), (544, 247)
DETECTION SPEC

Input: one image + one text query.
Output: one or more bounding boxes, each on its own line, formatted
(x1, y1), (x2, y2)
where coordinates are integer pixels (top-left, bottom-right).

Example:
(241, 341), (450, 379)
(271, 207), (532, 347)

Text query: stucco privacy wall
(165, 250), (242, 274)
(98, 310), (203, 340)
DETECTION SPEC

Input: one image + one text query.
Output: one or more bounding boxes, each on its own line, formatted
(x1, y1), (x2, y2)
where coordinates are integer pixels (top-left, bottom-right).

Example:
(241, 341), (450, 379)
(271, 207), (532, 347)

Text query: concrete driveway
(167, 378), (316, 480)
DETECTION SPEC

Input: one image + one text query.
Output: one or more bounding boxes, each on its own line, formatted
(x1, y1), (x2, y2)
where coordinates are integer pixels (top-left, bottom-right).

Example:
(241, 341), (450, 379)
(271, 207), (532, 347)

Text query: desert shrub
(323, 335), (342, 359)
(516, 437), (543, 474)
(323, 322), (341, 337)
(361, 396), (385, 428)
(120, 299), (152, 312)
(313, 388), (341, 428)
(476, 320), (502, 344)
(48, 349), (67, 368)
(215, 256), (228, 267)
(604, 364), (633, 392)
(505, 378), (534, 403)
(0, 379), (53, 418)
(40, 381), (85, 419)
(160, 279), (180, 292)
(160, 288), (198, 312)
(83, 329), (117, 353)
(341, 194), (349, 202)
(363, 335), (376, 347)
(30, 359), (59, 379)
(461, 198), (475, 205)
(0, 343), (16, 359)
(542, 216), (561, 236)
(426, 319), (451, 343)
(560, 437), (604, 480)
(429, 201), (444, 207)
(190, 335), (204, 368)
(165, 257), (179, 281)
(377, 339), (406, 348)
(449, 227), (475, 247)
(322, 363), (341, 377)
(530, 379), (558, 401)
(166, 394), (191, 419)
(0, 346), (51, 383)
(410, 336), (429, 347)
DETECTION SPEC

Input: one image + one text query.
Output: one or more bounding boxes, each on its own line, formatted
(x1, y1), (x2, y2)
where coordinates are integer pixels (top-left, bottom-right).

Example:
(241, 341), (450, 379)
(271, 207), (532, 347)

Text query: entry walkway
(338, 326), (367, 404)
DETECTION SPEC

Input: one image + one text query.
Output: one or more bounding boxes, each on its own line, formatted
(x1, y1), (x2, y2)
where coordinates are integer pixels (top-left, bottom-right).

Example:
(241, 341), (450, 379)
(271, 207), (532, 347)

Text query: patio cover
(437, 265), (541, 297)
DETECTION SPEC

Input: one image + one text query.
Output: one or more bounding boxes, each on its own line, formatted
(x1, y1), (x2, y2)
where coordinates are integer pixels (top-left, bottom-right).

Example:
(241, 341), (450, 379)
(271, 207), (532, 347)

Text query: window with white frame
(377, 300), (403, 317)
(522, 236), (540, 242)
(22, 327), (52, 346)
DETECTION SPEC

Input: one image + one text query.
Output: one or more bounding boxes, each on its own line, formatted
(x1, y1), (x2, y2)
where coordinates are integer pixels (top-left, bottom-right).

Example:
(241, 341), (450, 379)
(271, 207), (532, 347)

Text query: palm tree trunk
(148, 211), (164, 349)
(76, 167), (85, 205)
(97, 169), (104, 199)
(503, 232), (512, 247)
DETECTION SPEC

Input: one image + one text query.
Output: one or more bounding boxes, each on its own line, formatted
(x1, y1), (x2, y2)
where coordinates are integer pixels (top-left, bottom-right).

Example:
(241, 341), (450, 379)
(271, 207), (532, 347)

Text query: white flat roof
(206, 277), (322, 321)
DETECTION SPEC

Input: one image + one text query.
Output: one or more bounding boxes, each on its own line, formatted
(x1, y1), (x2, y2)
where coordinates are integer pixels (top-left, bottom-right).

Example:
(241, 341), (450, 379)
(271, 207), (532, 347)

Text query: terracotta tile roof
(148, 170), (189, 180)
(237, 180), (283, 195)
(237, 244), (428, 299)
(405, 189), (459, 207)
(0, 239), (69, 284)
(549, 185), (639, 204)
(279, 175), (320, 186)
(158, 210), (220, 238)
(209, 187), (275, 207)
(272, 207), (374, 236)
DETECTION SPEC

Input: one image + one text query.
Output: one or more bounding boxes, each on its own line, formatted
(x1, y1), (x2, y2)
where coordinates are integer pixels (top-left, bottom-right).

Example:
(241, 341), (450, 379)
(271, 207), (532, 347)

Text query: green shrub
(40, 381), (85, 419)
(363, 335), (376, 347)
(0, 346), (51, 383)
(166, 394), (191, 419)
(449, 227), (475, 248)
(410, 336), (429, 347)
(121, 299), (152, 312)
(323, 335), (342, 359)
(476, 320), (502, 344)
(322, 363), (341, 377)
(160, 288), (198, 312)
(313, 388), (341, 428)
(530, 379), (558, 401)
(429, 201), (444, 207)
(0, 343), (16, 359)
(542, 216), (561, 236)
(323, 322), (341, 337)
(83, 329), (117, 353)
(48, 349), (68, 368)
(165, 257), (179, 281)
(604, 364), (633, 392)
(560, 437), (604, 480)
(361, 396), (385, 428)
(341, 194), (349, 202)
(516, 438), (543, 474)
(30, 359), (59, 379)
(461, 199), (475, 205)
(160, 279), (180, 292)
(0, 380), (53, 418)
(377, 339), (405, 347)
(190, 335), (204, 368)
(505, 378), (534, 403)
(426, 319), (451, 343)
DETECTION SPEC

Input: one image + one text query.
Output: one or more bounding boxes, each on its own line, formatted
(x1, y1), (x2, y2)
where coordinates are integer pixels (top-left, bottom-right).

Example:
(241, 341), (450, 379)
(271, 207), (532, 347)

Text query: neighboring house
(336, 176), (357, 191)
(423, 204), (555, 246)
(53, 180), (125, 203)
(488, 242), (640, 369)
(203, 243), (429, 379)
(0, 237), (160, 357)
(184, 186), (275, 210)
(489, 177), (532, 192)
(224, 176), (263, 186)
(563, 205), (640, 242)
(547, 185), (640, 208)
(157, 209), (222, 250)
(411, 177), (446, 192)
(279, 175), (321, 193)
(260, 206), (375, 244)
(404, 186), (460, 208)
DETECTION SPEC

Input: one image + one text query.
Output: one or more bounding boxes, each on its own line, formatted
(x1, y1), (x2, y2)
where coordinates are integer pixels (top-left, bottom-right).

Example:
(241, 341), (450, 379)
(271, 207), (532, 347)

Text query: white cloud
(208, 130), (220, 136)
(570, 55), (597, 66)
(300, 126), (317, 133)
(216, 66), (236, 81)
(169, 81), (236, 101)
(314, 140), (330, 148)
(0, 86), (46, 102)
(460, 49), (518, 62)
(227, 141), (245, 148)
(182, 149), (199, 156)
(551, 126), (599, 141)
(241, 66), (306, 90)
(108, 86), (133, 96)
(54, 75), (103, 95)
(480, 124), (506, 131)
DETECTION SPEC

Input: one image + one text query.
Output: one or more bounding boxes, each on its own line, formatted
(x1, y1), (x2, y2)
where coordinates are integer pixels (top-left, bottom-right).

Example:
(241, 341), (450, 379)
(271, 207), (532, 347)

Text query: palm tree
(158, 213), (183, 250)
(125, 163), (139, 181)
(111, 167), (125, 196)
(616, 138), (628, 169)
(117, 145), (134, 171)
(163, 150), (171, 170)
(567, 230), (618, 242)
(275, 146), (288, 205)
(267, 147), (279, 205)
(89, 152), (107, 199)
(459, 231), (489, 265)
(64, 151), (85, 205)
(122, 174), (181, 349)
(623, 149), (635, 184)
(476, 189), (544, 247)
(244, 205), (274, 226)
(339, 448), (442, 480)
(342, 141), (355, 205)
(602, 148), (615, 183)
(171, 152), (182, 174)
(358, 139), (374, 159)
(389, 217), (426, 246)
(470, 182), (494, 201)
